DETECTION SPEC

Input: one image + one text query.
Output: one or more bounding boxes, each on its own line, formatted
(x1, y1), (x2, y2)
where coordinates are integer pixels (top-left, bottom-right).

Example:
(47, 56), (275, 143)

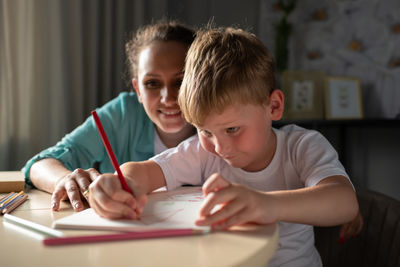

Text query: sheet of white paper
(53, 187), (209, 232)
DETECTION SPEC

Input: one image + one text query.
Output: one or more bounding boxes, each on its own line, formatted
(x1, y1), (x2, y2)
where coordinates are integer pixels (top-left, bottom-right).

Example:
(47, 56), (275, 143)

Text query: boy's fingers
(89, 185), (137, 219)
(199, 187), (236, 216)
(355, 214), (364, 235)
(197, 198), (244, 226)
(339, 212), (364, 239)
(340, 223), (351, 239)
(135, 194), (148, 214)
(203, 173), (231, 195)
(212, 207), (250, 230)
(90, 195), (136, 220)
(98, 178), (137, 209)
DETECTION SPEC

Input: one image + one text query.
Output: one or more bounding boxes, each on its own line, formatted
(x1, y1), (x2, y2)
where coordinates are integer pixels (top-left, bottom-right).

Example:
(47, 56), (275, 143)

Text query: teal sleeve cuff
(21, 146), (76, 187)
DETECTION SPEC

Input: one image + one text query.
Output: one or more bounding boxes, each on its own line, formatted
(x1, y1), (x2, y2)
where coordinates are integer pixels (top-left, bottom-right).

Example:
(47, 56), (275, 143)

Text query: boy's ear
(132, 79), (143, 103)
(269, 89), (285, 121)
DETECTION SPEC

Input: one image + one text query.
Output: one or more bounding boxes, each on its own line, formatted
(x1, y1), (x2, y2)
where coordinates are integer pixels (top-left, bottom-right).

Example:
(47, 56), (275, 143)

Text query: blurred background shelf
(274, 119), (400, 200)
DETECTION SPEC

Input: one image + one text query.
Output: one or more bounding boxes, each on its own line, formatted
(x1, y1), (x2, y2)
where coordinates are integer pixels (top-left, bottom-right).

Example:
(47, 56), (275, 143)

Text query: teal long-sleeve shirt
(22, 92), (155, 186)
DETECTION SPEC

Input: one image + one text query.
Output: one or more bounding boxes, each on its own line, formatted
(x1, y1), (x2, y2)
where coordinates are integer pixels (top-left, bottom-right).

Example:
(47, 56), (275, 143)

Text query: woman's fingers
(65, 177), (85, 211)
(51, 185), (67, 211)
(65, 168), (94, 211)
(74, 168), (99, 193)
(76, 168), (100, 205)
(51, 168), (98, 212)
(51, 168), (138, 214)
(86, 168), (101, 182)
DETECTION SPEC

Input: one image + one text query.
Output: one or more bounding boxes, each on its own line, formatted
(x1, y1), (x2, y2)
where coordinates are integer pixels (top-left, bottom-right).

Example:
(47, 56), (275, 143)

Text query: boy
(88, 27), (358, 266)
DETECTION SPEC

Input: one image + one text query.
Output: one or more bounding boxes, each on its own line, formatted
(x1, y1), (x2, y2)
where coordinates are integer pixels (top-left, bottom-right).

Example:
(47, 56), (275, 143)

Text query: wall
(167, 0), (260, 31)
(259, 0), (400, 119)
(318, 124), (400, 201)
(6, 0), (398, 200)
(166, 0), (400, 200)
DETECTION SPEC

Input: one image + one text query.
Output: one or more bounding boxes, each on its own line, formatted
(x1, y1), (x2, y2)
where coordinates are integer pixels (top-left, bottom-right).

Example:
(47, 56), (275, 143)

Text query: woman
(23, 21), (196, 212)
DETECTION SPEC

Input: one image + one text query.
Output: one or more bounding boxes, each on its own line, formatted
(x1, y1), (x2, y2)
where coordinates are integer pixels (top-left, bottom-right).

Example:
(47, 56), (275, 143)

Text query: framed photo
(281, 70), (325, 120)
(325, 76), (363, 119)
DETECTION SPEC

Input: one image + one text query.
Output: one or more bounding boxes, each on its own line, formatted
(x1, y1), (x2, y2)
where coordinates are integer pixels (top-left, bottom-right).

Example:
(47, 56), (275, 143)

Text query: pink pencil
(91, 110), (132, 194)
(43, 228), (208, 246)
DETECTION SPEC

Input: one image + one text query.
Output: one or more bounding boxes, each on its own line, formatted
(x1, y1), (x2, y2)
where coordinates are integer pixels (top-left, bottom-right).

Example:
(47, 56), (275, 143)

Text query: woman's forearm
(30, 158), (71, 193)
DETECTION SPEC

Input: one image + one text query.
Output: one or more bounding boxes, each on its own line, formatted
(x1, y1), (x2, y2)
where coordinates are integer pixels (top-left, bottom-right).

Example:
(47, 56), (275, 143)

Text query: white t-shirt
(151, 124), (350, 267)
(153, 128), (168, 155)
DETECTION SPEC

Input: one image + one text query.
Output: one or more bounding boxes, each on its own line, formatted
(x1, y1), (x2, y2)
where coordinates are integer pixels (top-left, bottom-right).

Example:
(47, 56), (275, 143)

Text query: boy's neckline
(238, 128), (279, 174)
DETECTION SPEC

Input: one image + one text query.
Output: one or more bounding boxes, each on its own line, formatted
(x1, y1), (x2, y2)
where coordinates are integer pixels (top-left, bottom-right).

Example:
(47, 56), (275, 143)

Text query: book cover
(0, 171), (25, 193)
(53, 186), (209, 232)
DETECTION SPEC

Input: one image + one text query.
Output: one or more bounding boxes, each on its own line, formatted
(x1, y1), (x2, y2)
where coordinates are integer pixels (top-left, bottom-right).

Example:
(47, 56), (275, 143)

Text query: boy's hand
(87, 173), (147, 220)
(195, 173), (277, 230)
(339, 210), (363, 242)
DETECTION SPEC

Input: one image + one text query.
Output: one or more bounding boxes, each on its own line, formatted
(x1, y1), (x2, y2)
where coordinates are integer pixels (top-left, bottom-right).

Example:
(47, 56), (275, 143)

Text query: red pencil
(91, 110), (132, 194)
(43, 228), (208, 246)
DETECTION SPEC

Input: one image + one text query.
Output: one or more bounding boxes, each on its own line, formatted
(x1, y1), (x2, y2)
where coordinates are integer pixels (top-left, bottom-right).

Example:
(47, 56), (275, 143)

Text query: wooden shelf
(273, 119), (400, 128)
(272, 119), (400, 185)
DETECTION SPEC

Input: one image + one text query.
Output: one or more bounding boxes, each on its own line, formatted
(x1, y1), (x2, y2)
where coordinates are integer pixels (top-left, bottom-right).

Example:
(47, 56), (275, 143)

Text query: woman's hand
(51, 168), (100, 211)
(87, 173), (148, 220)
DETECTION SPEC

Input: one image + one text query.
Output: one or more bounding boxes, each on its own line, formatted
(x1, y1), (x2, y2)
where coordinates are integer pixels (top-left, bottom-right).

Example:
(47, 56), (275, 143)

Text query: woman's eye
(226, 127), (239, 134)
(144, 80), (161, 89)
(174, 79), (183, 88)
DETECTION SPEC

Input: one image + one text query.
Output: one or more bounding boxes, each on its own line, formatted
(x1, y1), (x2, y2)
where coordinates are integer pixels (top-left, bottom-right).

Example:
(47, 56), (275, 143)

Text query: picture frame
(325, 76), (363, 120)
(281, 70), (325, 120)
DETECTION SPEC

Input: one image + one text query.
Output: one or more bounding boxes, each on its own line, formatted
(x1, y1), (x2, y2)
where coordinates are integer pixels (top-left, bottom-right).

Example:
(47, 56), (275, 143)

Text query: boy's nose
(160, 86), (177, 106)
(214, 138), (230, 157)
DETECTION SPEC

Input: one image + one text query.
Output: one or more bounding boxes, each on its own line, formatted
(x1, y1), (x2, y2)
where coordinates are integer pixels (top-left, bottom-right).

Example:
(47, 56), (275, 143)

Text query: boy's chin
(224, 159), (265, 172)
(223, 159), (243, 169)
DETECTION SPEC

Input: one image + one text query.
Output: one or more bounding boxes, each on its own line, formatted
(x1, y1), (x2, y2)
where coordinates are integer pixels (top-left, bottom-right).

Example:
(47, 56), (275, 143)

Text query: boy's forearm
(120, 160), (166, 194)
(267, 175), (358, 226)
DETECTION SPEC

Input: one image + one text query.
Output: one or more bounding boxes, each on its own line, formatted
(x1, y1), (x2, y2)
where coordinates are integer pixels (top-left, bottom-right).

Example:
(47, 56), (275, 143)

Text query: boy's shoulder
(179, 134), (201, 149)
(276, 124), (325, 147)
(277, 124), (314, 135)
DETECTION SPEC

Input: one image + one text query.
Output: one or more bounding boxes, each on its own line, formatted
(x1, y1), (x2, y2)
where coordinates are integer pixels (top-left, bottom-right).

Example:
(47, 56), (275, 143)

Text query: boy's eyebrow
(202, 119), (241, 129)
(216, 121), (240, 127)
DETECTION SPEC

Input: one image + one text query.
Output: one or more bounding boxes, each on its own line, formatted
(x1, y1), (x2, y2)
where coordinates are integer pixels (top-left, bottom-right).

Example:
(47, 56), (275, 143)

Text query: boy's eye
(226, 127), (239, 134)
(200, 129), (212, 137)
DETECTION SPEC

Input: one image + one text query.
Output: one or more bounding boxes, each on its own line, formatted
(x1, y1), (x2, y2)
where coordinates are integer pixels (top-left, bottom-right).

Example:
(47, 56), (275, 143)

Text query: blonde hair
(179, 27), (276, 126)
